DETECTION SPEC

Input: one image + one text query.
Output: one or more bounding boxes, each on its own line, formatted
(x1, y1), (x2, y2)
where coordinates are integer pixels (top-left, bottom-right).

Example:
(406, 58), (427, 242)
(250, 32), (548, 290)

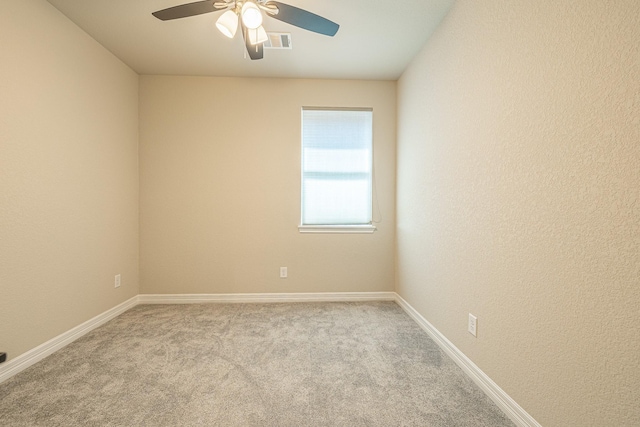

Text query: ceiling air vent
(264, 33), (292, 49)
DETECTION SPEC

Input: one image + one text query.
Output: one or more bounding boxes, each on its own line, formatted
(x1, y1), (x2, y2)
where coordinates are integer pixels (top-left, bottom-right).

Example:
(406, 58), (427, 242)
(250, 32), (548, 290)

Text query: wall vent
(264, 33), (292, 49)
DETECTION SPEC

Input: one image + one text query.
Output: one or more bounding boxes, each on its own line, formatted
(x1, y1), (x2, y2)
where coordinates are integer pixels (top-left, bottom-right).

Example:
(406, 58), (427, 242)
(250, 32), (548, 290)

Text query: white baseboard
(1, 290), (540, 427)
(0, 292), (395, 384)
(394, 294), (541, 427)
(0, 292), (396, 383)
(138, 291), (397, 304)
(0, 296), (139, 384)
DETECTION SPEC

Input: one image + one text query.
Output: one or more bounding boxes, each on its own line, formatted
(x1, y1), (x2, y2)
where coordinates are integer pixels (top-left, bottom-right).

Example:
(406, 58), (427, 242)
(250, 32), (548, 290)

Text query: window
(300, 108), (375, 233)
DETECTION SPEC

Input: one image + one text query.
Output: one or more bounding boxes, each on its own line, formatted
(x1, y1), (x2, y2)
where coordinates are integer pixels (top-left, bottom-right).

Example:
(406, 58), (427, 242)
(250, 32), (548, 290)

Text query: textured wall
(139, 77), (396, 295)
(0, 0), (139, 361)
(396, 0), (640, 426)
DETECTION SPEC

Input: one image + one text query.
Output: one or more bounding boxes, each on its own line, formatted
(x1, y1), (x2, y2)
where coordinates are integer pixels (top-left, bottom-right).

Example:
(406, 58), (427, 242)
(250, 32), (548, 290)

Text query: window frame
(298, 107), (376, 234)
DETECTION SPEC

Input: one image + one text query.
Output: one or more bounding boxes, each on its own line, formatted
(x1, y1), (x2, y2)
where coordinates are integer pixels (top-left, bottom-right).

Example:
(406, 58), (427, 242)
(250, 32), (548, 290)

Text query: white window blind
(301, 108), (373, 226)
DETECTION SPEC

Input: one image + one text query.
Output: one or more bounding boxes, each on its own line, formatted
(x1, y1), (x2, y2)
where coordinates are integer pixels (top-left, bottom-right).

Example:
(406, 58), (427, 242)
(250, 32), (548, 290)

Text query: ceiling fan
(152, 1), (340, 60)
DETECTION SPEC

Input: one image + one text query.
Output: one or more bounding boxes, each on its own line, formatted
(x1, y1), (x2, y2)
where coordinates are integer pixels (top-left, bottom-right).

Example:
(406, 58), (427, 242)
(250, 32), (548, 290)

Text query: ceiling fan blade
(265, 1), (339, 36)
(242, 25), (264, 60)
(152, 1), (222, 21)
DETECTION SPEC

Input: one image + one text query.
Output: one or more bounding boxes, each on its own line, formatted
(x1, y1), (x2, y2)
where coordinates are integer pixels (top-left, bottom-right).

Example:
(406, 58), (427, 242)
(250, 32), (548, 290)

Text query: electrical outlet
(280, 267), (287, 278)
(115, 274), (121, 288)
(468, 313), (477, 337)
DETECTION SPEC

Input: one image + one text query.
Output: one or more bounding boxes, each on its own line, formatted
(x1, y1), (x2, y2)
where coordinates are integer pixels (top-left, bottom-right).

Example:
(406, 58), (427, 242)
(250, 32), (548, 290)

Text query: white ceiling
(46, 0), (454, 80)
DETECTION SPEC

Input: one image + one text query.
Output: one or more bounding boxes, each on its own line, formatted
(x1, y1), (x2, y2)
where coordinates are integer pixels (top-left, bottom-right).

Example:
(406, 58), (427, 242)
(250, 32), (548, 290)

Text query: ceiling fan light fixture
(241, 1), (263, 29)
(248, 25), (268, 45)
(216, 10), (238, 38)
(151, 0), (340, 61)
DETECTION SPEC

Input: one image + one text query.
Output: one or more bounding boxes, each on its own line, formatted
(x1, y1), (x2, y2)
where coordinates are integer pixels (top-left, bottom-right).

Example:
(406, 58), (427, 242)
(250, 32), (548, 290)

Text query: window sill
(298, 224), (377, 234)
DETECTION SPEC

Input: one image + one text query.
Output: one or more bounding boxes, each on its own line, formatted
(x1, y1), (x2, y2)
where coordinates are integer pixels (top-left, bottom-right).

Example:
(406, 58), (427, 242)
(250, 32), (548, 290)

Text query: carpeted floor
(0, 302), (515, 426)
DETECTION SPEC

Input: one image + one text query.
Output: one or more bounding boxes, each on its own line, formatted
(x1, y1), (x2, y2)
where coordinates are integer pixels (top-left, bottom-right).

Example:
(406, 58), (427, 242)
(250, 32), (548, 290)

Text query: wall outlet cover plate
(468, 313), (477, 337)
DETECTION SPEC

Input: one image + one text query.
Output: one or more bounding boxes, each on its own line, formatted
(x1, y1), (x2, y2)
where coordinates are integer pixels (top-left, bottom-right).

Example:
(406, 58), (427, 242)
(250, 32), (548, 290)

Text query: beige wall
(396, 1), (640, 426)
(139, 77), (395, 294)
(0, 1), (139, 361)
(5, 1), (637, 424)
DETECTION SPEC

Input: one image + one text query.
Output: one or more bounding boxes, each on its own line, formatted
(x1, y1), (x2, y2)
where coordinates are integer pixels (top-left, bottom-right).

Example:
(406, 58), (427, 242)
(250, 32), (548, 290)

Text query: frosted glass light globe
(216, 10), (238, 38)
(241, 2), (263, 29)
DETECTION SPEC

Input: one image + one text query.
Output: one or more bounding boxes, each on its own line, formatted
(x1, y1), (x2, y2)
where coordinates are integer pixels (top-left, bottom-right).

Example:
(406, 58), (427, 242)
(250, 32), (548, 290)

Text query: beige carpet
(0, 302), (515, 426)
